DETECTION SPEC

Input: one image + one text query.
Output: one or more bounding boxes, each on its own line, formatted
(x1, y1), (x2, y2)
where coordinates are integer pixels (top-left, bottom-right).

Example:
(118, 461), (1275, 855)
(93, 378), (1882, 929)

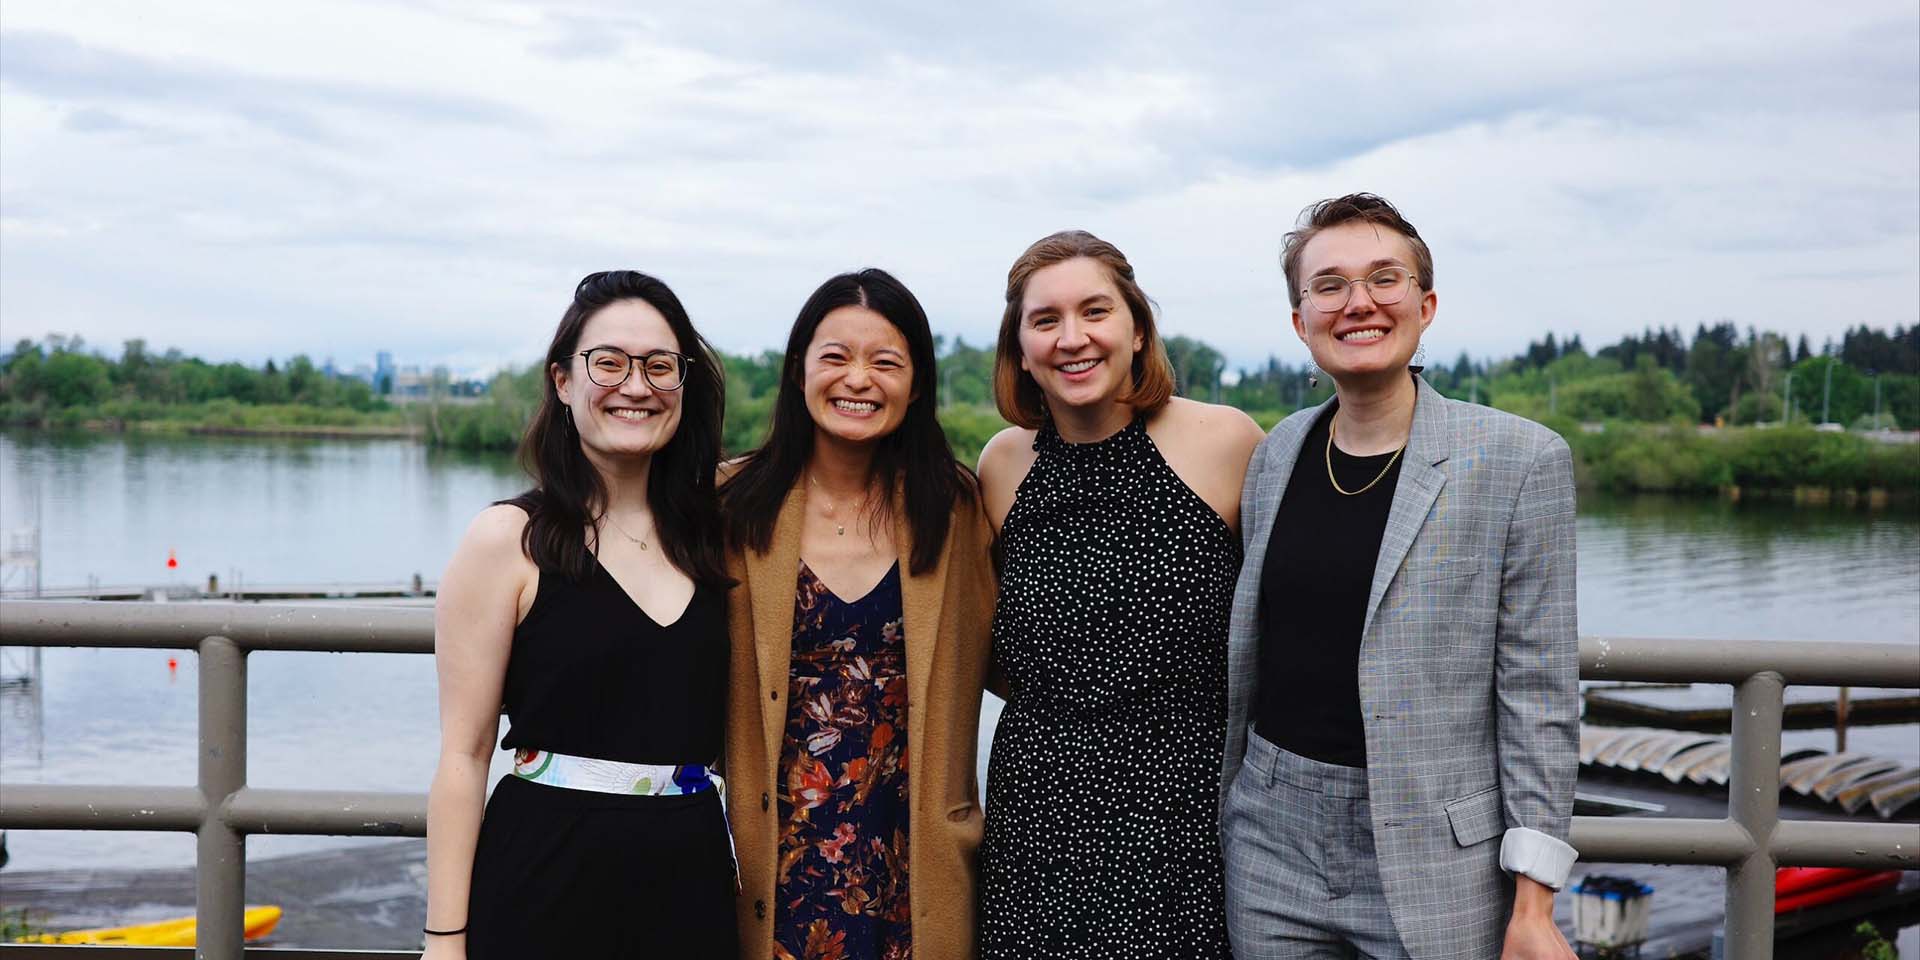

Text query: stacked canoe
(1579, 726), (1920, 819)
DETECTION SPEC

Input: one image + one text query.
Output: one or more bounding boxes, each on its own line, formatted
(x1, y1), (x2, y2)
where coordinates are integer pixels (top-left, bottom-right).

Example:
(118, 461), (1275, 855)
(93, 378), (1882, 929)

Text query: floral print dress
(775, 560), (911, 960)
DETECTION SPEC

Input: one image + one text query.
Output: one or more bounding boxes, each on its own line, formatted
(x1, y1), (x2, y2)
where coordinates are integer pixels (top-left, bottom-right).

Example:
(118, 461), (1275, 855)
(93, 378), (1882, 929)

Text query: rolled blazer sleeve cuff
(1500, 827), (1577, 890)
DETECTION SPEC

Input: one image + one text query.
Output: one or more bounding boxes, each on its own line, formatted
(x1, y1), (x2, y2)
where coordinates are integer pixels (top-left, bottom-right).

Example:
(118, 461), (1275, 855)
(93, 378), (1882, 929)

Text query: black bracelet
(423, 924), (467, 936)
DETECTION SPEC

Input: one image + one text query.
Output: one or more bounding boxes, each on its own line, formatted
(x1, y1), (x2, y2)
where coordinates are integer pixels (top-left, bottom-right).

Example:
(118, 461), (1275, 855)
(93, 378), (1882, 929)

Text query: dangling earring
(1307, 364), (1320, 389)
(1410, 343), (1427, 374)
(561, 406), (575, 433)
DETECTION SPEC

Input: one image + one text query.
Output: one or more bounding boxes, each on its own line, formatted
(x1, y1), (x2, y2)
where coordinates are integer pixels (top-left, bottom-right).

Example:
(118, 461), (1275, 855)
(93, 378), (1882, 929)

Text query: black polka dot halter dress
(981, 415), (1238, 959)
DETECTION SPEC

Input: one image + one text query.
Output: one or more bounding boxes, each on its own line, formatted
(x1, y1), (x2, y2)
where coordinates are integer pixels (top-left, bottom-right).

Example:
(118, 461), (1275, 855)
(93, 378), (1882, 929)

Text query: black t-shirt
(1255, 407), (1404, 768)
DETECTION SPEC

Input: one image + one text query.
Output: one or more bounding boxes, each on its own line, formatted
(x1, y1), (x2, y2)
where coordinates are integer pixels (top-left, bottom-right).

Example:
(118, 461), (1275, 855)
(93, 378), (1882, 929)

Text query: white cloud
(1, 0), (1914, 372)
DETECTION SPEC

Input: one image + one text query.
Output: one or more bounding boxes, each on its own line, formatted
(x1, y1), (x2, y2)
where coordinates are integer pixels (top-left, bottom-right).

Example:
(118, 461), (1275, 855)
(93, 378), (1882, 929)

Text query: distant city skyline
(2, 2), (1915, 374)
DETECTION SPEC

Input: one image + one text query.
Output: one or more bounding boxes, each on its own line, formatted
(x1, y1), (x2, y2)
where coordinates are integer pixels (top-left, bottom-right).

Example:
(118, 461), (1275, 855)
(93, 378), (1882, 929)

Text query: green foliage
(1489, 355), (1699, 424)
(421, 366), (542, 452)
(1571, 424), (1730, 493)
(1495, 323), (1919, 428)
(0, 907), (45, 939)
(1854, 921), (1897, 960)
(7, 324), (1919, 502)
(1551, 422), (1920, 495)
(0, 335), (395, 427)
(724, 392), (775, 457)
(38, 350), (114, 407)
(1164, 335), (1227, 401)
(939, 404), (1009, 468)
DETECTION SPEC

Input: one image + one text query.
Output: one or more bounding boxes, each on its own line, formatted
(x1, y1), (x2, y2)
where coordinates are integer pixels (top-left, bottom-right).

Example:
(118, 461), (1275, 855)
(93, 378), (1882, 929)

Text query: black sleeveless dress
(980, 417), (1239, 959)
(465, 557), (736, 958)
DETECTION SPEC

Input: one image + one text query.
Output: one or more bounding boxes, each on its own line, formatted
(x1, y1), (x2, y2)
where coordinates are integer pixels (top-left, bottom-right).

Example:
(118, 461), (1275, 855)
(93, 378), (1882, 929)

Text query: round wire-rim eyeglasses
(578, 347), (693, 391)
(1301, 266), (1420, 312)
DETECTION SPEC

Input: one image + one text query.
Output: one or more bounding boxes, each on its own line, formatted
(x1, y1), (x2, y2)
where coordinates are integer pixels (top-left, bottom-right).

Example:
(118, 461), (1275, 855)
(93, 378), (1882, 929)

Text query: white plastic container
(1573, 874), (1654, 948)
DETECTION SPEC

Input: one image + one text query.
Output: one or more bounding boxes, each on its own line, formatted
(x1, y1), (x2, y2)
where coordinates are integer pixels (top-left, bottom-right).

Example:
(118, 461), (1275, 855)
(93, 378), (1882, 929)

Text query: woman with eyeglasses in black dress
(424, 271), (736, 958)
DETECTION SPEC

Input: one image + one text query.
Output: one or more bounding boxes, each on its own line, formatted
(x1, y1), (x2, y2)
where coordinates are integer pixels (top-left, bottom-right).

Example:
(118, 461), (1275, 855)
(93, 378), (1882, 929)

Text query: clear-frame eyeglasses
(1302, 266), (1419, 312)
(578, 347), (693, 391)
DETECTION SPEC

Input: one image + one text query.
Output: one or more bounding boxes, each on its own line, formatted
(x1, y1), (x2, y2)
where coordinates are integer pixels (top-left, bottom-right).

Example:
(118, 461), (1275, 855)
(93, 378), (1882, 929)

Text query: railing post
(1724, 670), (1783, 958)
(197, 636), (246, 960)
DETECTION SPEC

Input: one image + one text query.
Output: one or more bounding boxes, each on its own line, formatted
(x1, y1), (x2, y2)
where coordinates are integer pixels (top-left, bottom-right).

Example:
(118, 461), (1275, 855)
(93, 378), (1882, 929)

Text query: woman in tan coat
(723, 268), (995, 960)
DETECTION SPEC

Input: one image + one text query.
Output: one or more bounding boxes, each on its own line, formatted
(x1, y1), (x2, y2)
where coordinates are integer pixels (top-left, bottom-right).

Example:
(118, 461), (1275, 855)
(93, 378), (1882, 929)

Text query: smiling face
(1017, 256), (1145, 414)
(802, 304), (915, 447)
(1291, 220), (1437, 388)
(550, 298), (685, 468)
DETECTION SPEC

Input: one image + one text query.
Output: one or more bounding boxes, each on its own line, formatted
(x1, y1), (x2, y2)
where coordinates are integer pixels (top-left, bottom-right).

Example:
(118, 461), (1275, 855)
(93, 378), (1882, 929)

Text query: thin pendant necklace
(604, 513), (651, 551)
(807, 472), (870, 537)
(1326, 421), (1405, 496)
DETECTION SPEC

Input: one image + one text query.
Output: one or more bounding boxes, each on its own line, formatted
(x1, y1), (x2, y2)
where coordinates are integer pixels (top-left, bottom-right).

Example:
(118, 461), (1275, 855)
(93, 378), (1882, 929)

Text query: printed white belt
(511, 749), (721, 797)
(511, 748), (738, 889)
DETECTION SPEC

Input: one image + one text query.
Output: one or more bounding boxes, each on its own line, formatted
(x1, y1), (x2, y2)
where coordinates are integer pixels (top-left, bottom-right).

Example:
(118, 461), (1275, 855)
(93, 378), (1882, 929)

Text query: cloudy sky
(2, 1), (1916, 376)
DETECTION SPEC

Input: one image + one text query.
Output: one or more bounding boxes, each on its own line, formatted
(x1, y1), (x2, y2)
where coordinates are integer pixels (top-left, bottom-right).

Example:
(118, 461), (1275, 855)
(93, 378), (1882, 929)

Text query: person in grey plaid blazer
(1219, 194), (1580, 959)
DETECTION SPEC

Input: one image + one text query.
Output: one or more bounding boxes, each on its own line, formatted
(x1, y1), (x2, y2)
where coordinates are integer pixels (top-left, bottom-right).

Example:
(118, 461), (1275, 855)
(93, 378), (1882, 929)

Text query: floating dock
(1579, 725), (1920, 820)
(1586, 682), (1920, 730)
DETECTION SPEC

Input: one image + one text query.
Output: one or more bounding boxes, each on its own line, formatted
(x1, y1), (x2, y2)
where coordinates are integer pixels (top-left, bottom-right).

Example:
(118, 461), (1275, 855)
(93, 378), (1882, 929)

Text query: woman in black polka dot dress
(976, 231), (1264, 958)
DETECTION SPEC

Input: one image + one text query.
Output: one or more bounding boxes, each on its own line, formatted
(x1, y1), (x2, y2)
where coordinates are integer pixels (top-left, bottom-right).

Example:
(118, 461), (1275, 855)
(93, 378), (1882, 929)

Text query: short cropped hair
(993, 230), (1176, 429)
(1279, 193), (1434, 309)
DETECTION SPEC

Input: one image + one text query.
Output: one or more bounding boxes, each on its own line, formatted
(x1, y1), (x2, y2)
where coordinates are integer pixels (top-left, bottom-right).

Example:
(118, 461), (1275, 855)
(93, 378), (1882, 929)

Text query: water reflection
(1578, 493), (1920, 643)
(1, 431), (528, 590)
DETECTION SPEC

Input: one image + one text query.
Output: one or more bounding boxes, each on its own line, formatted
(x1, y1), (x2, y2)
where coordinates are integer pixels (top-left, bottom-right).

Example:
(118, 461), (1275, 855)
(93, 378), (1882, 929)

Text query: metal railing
(0, 601), (1917, 958)
(1570, 634), (1920, 957)
(0, 602), (431, 960)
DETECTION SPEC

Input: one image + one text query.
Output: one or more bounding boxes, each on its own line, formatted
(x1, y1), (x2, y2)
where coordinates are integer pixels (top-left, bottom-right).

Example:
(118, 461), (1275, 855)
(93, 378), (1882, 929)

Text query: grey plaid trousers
(1222, 730), (1424, 959)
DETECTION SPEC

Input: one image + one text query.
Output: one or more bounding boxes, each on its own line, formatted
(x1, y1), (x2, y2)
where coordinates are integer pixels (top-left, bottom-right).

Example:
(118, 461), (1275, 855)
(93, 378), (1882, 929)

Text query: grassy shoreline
(7, 402), (1916, 505)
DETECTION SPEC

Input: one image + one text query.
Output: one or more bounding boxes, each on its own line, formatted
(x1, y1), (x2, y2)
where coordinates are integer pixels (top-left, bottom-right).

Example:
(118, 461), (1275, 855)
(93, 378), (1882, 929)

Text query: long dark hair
(723, 268), (974, 575)
(504, 270), (729, 587)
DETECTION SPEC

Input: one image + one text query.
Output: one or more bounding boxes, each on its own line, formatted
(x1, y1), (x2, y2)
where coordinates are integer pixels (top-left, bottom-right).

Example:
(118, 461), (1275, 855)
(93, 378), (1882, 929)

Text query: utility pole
(1873, 372), (1882, 431)
(1821, 356), (1834, 425)
(1782, 371), (1794, 425)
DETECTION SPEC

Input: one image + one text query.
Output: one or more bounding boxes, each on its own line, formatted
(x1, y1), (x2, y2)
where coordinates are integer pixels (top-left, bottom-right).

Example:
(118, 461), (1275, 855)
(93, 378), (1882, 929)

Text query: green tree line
(0, 336), (395, 430)
(5, 324), (1916, 497)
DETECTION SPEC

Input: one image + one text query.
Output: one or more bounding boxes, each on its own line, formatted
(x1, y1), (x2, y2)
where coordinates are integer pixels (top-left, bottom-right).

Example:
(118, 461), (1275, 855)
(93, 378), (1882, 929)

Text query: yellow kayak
(13, 905), (282, 945)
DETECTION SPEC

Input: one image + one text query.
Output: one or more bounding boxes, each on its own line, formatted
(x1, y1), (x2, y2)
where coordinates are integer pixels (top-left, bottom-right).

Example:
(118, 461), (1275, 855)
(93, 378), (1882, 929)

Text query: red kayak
(1775, 867), (1901, 913)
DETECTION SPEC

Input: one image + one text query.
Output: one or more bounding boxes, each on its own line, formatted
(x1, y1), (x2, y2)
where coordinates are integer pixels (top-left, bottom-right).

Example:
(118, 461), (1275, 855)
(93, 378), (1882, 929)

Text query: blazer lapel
(748, 484), (808, 761)
(1361, 377), (1453, 638)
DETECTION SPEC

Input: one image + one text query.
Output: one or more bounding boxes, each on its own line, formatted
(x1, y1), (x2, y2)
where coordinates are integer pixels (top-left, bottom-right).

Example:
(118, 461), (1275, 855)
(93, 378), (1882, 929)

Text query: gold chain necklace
(1325, 421), (1405, 496)
(807, 472), (872, 537)
(603, 513), (650, 551)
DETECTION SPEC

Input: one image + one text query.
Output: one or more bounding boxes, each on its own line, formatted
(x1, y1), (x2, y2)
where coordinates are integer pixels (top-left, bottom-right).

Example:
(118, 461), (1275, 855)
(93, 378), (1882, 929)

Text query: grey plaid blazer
(1220, 376), (1579, 959)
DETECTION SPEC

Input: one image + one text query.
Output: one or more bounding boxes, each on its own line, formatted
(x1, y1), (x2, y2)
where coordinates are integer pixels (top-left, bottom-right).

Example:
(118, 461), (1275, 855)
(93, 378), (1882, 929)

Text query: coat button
(770, 690), (779, 701)
(754, 899), (766, 920)
(761, 792), (770, 812)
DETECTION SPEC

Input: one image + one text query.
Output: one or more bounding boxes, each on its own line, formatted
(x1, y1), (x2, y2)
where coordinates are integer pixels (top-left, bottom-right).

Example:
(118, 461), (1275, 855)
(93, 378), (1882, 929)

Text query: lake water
(1, 430), (1916, 871)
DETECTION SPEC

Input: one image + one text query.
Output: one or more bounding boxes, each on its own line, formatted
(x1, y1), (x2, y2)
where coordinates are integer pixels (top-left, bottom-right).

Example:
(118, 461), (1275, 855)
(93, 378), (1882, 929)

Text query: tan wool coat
(725, 482), (996, 960)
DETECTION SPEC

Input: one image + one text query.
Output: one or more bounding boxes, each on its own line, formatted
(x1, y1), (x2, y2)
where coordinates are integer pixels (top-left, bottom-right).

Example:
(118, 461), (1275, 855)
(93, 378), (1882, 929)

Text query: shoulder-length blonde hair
(992, 230), (1175, 429)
